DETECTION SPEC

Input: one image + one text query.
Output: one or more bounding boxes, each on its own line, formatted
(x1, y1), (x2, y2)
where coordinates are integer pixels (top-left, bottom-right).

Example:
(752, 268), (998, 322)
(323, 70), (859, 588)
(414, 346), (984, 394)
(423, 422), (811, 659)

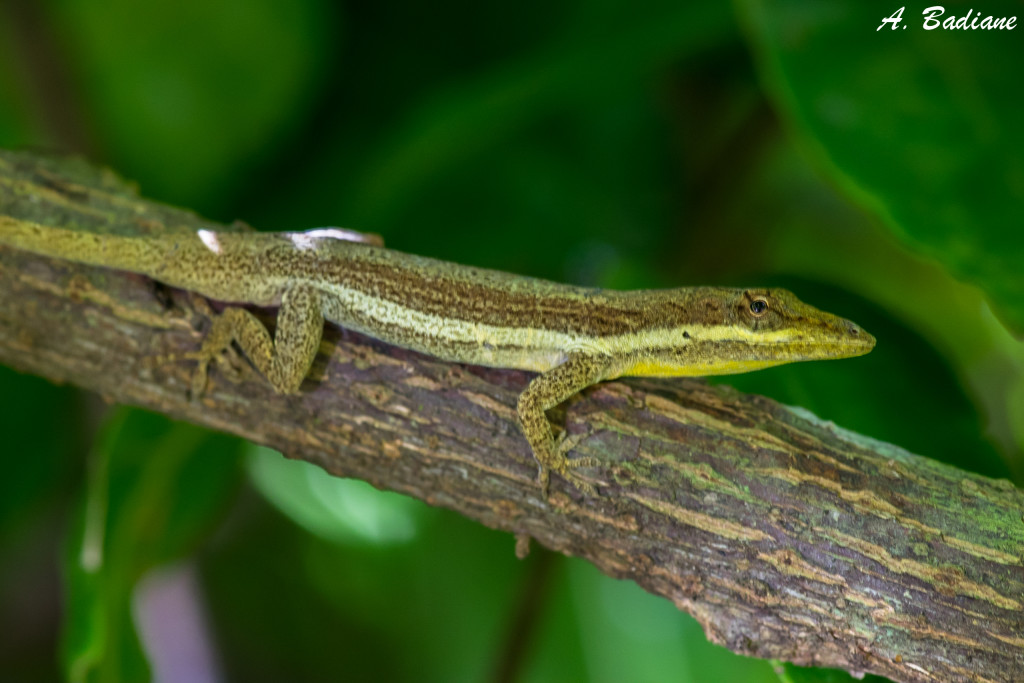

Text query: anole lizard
(0, 218), (875, 494)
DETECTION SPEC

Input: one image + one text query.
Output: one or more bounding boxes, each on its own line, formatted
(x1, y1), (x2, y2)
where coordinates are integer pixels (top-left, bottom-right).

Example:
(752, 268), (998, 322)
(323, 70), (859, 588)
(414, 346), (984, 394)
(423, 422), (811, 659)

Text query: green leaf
(247, 444), (421, 546)
(50, 0), (336, 209)
(555, 560), (776, 683)
(60, 408), (242, 683)
(200, 493), (529, 682)
(775, 660), (893, 683)
(739, 0), (1024, 332)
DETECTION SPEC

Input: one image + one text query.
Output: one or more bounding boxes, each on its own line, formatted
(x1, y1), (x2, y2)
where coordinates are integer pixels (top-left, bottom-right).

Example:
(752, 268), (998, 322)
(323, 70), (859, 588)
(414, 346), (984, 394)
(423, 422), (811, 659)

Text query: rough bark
(0, 148), (1021, 683)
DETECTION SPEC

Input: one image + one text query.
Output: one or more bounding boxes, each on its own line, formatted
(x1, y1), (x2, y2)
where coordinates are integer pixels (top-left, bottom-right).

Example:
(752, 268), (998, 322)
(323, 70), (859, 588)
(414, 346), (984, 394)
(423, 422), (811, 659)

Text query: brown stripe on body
(303, 245), (731, 338)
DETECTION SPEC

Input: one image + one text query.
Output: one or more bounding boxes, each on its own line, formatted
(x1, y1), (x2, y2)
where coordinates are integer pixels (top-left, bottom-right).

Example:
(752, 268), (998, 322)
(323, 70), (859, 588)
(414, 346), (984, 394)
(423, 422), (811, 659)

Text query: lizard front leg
(517, 352), (614, 497)
(190, 283), (323, 396)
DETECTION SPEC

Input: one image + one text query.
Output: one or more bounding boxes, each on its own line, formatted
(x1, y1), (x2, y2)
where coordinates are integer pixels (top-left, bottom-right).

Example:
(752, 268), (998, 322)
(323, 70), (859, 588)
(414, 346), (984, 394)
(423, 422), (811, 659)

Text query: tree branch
(1, 148), (1021, 683)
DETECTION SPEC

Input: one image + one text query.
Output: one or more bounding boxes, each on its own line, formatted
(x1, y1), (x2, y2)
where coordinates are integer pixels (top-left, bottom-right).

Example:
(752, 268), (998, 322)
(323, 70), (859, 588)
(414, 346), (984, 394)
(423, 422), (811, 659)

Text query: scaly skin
(0, 217), (876, 495)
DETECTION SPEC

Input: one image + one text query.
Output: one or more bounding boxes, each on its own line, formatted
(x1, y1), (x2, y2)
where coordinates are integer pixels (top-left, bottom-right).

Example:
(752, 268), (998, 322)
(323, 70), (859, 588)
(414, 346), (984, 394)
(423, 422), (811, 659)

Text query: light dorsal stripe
(321, 282), (812, 373)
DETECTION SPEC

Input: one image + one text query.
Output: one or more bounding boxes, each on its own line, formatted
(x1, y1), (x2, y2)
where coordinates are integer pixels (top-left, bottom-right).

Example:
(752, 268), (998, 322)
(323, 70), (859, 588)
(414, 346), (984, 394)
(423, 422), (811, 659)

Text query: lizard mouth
(794, 318), (875, 359)
(806, 332), (876, 360)
(755, 323), (875, 361)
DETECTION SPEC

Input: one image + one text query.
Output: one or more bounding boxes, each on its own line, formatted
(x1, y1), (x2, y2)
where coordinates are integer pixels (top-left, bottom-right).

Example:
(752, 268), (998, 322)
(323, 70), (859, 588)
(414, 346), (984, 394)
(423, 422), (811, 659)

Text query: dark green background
(1, 1), (1021, 681)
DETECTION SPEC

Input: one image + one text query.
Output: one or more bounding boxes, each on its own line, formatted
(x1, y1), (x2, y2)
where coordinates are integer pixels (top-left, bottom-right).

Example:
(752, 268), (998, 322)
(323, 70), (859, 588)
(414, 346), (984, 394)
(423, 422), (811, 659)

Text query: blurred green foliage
(60, 410), (243, 683)
(0, 0), (1021, 681)
(742, 0), (1024, 332)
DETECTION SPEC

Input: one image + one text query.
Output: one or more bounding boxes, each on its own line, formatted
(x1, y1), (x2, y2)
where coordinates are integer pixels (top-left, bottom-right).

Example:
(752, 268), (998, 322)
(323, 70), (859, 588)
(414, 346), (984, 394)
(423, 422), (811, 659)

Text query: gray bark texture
(0, 148), (1021, 683)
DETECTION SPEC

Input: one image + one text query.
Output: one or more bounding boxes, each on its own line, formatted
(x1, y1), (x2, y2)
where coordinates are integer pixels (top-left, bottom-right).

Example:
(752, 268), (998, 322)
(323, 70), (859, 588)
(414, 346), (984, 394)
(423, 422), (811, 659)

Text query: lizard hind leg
(188, 283), (324, 397)
(144, 294), (247, 388)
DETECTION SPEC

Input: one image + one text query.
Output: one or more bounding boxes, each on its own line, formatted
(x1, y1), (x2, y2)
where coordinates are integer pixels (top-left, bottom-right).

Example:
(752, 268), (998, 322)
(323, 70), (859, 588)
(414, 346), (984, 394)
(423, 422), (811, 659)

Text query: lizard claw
(538, 430), (600, 498)
(146, 346), (250, 399)
(148, 296), (262, 398)
(189, 353), (211, 398)
(538, 466), (551, 499)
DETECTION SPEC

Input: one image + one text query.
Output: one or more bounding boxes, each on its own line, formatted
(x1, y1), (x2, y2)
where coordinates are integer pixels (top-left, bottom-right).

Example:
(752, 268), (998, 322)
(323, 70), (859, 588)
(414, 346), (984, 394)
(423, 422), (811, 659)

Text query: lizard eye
(750, 299), (768, 315)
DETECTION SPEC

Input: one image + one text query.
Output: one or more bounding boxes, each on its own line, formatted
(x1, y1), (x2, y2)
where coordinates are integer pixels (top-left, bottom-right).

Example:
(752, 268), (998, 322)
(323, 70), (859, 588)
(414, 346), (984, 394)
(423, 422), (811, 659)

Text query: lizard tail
(0, 217), (167, 272)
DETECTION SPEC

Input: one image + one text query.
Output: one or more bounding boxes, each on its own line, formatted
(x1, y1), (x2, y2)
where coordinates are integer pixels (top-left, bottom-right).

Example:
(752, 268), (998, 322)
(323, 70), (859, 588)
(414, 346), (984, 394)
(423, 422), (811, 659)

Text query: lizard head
(618, 287), (874, 378)
(722, 287), (876, 364)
